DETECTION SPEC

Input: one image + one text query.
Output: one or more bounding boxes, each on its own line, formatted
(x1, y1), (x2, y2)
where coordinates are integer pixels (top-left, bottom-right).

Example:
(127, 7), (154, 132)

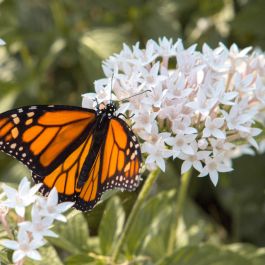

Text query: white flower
(254, 76), (265, 104)
(36, 187), (74, 222)
(221, 101), (256, 133)
(202, 117), (226, 139)
(141, 83), (165, 108)
(198, 155), (233, 186)
(131, 39), (158, 65)
(138, 123), (170, 144)
(165, 73), (193, 100)
(239, 127), (262, 150)
(0, 39), (5, 45)
(202, 43), (229, 73)
(156, 37), (177, 58)
(1, 227), (45, 262)
(19, 206), (58, 239)
(172, 116), (197, 135)
(82, 92), (97, 109)
(142, 140), (172, 172)
(138, 62), (167, 88)
(133, 110), (157, 134)
(224, 43), (252, 61)
(165, 134), (197, 158)
(88, 38), (265, 185)
(186, 89), (217, 116)
(198, 138), (208, 150)
(1, 177), (42, 217)
(209, 138), (235, 152)
(205, 78), (237, 105)
(234, 73), (254, 92)
(178, 141), (211, 173)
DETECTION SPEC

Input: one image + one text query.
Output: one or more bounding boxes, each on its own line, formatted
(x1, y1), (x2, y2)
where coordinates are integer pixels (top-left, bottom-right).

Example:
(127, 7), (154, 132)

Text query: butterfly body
(0, 103), (142, 211)
(77, 102), (117, 189)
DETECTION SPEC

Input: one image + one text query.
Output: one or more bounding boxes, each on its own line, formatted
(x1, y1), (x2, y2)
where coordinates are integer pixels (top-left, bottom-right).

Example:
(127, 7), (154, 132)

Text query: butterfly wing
(32, 129), (95, 204)
(0, 105), (96, 175)
(0, 105), (142, 212)
(76, 117), (142, 211)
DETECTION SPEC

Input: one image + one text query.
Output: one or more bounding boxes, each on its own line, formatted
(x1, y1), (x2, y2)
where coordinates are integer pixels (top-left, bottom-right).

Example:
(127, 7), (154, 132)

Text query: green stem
(112, 169), (160, 263)
(167, 169), (192, 255)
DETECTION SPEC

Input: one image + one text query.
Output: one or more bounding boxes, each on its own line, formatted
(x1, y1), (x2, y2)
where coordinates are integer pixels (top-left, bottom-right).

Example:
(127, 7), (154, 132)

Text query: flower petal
(27, 250), (42, 261)
(209, 170), (219, 186)
(47, 188), (58, 207)
(56, 202), (75, 213)
(181, 161), (192, 174)
(15, 206), (25, 217)
(1, 240), (19, 250)
(13, 250), (26, 263)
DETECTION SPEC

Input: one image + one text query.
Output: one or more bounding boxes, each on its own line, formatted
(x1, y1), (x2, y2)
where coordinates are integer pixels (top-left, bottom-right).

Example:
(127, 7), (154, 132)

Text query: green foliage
(157, 244), (265, 265)
(48, 213), (90, 255)
(0, 0), (265, 264)
(99, 196), (125, 255)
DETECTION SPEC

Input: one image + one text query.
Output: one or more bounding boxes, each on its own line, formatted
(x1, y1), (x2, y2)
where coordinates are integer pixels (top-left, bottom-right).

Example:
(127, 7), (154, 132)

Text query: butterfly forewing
(0, 105), (96, 175)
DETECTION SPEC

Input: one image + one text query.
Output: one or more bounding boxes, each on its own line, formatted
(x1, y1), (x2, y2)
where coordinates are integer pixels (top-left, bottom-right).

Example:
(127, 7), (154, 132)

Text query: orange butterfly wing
(0, 105), (96, 175)
(76, 117), (142, 211)
(32, 132), (95, 203)
(0, 105), (142, 211)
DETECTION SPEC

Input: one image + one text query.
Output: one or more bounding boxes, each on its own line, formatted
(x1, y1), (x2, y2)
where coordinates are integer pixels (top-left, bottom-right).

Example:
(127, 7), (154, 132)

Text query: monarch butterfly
(0, 101), (142, 211)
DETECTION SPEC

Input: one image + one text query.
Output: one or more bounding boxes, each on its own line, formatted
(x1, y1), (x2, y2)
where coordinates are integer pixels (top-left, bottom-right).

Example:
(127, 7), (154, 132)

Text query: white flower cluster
(83, 38), (265, 186)
(0, 177), (73, 263)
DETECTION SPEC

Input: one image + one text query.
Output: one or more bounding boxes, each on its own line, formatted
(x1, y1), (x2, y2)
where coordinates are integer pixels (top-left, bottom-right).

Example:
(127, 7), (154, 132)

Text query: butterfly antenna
(120, 89), (151, 103)
(110, 74), (114, 103)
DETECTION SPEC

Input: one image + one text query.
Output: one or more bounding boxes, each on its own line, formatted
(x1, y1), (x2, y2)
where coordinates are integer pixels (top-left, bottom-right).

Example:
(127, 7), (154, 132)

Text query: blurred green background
(0, 0), (265, 264)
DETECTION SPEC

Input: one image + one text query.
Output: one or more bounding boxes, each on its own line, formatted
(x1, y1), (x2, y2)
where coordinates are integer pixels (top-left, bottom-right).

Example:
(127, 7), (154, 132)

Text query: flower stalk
(167, 169), (192, 255)
(112, 169), (160, 263)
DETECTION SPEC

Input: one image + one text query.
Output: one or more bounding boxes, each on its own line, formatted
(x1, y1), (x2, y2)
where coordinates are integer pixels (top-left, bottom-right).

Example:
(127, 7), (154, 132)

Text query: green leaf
(225, 244), (265, 265)
(0, 247), (12, 265)
(99, 196), (125, 255)
(124, 190), (175, 256)
(157, 244), (265, 265)
(65, 254), (95, 265)
(48, 212), (90, 255)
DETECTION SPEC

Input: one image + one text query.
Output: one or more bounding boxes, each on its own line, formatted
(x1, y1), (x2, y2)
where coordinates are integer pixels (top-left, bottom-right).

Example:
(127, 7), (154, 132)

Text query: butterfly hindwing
(76, 117), (142, 211)
(0, 105), (96, 175)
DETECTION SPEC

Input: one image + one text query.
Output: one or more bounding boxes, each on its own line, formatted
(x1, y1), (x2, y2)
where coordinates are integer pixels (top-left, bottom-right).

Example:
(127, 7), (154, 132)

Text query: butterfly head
(97, 102), (117, 118)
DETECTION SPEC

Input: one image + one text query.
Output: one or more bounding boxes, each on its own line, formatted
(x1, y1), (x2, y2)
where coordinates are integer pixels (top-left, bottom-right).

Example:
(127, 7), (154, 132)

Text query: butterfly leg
(117, 113), (135, 119)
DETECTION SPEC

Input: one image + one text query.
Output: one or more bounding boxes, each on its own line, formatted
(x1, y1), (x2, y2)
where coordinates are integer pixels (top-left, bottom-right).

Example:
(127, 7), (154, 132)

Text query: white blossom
(202, 117), (226, 139)
(142, 140), (172, 172)
(36, 187), (74, 222)
(186, 89), (217, 116)
(198, 155), (233, 186)
(165, 134), (197, 158)
(83, 38), (265, 185)
(178, 141), (211, 174)
(172, 116), (197, 135)
(1, 177), (42, 217)
(1, 227), (45, 262)
(0, 181), (72, 264)
(19, 206), (58, 239)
